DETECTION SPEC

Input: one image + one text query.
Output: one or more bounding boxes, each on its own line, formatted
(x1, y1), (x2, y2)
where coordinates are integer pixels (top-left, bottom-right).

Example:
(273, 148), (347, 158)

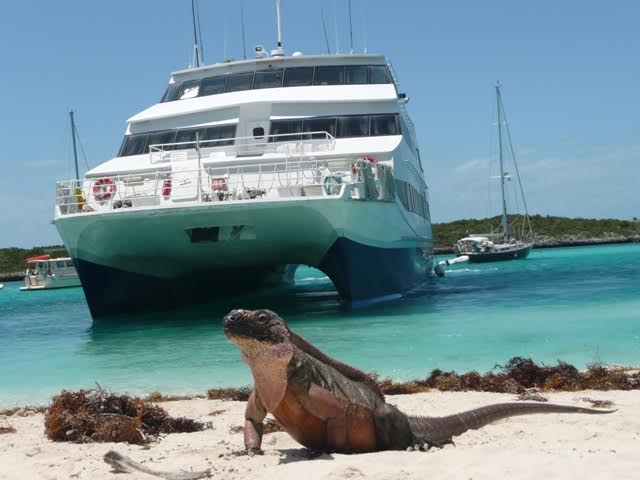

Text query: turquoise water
(1, 244), (639, 408)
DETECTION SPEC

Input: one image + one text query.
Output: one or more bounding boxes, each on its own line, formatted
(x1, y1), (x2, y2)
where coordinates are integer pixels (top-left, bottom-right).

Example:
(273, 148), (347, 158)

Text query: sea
(0, 244), (638, 409)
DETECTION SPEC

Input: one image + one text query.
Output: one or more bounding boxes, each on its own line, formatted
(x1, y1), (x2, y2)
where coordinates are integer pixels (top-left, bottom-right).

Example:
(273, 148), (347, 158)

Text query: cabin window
(204, 124), (236, 146)
(303, 117), (336, 138)
(200, 76), (227, 96)
(253, 127), (265, 139)
(225, 72), (254, 92)
(313, 66), (345, 85)
(369, 65), (392, 84)
(120, 135), (147, 156)
(178, 80), (201, 99)
(161, 83), (180, 102)
(370, 115), (398, 136)
(345, 65), (368, 85)
(253, 69), (284, 89)
(283, 67), (314, 86)
(145, 131), (176, 153)
(337, 116), (370, 137)
(174, 128), (206, 150)
(270, 120), (303, 141)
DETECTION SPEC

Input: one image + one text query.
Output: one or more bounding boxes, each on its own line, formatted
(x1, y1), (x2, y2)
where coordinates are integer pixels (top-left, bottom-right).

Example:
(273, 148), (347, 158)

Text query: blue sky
(1, 0), (638, 247)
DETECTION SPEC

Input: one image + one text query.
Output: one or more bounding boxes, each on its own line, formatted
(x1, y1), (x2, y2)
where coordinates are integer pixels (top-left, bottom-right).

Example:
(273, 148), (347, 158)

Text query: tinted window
(303, 117), (336, 138)
(371, 115), (398, 136)
(345, 65), (368, 85)
(225, 72), (254, 92)
(145, 131), (176, 153)
(161, 83), (180, 102)
(253, 69), (284, 89)
(178, 80), (201, 99)
(314, 66), (345, 85)
(270, 120), (303, 141)
(120, 135), (147, 156)
(174, 129), (206, 150)
(201, 76), (227, 96)
(204, 125), (236, 146)
(369, 65), (391, 84)
(283, 67), (314, 87)
(337, 116), (369, 137)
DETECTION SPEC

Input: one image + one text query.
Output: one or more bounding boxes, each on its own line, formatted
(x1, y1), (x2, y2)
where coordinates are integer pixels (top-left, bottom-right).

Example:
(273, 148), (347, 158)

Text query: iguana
(224, 308), (615, 454)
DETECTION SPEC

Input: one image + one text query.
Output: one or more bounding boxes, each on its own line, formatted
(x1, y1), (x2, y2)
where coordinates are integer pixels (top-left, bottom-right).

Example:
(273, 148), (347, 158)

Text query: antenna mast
(69, 110), (80, 181)
(241, 4), (247, 60)
(321, 8), (331, 54)
(348, 0), (354, 53)
(191, 0), (202, 67)
(276, 0), (283, 48)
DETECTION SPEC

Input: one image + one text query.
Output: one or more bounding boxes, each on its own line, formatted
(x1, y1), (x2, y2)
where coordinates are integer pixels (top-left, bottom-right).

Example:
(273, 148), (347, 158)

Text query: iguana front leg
(244, 390), (267, 454)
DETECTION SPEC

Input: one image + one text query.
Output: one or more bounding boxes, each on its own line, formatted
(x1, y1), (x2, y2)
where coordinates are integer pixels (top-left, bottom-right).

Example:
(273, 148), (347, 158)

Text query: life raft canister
(162, 176), (172, 198)
(92, 177), (116, 202)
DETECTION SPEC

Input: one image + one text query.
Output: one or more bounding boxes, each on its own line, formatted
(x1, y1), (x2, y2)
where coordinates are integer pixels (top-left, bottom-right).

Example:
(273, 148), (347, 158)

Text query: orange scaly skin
(224, 309), (615, 454)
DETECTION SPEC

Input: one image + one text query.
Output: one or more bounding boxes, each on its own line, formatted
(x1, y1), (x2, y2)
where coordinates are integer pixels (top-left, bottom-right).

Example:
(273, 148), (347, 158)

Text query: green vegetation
(433, 215), (640, 249)
(0, 245), (68, 275)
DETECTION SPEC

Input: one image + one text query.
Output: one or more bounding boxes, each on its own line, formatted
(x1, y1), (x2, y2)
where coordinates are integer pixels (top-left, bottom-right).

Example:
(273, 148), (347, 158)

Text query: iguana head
(223, 309), (294, 411)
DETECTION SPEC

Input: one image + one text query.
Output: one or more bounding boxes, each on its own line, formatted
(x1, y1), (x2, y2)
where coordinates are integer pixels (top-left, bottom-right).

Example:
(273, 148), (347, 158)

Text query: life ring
(92, 177), (116, 202)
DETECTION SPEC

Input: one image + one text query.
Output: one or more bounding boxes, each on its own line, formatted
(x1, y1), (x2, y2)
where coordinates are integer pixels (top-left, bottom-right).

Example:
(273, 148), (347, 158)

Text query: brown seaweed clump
(207, 386), (252, 401)
(0, 425), (17, 435)
(44, 388), (207, 444)
(378, 357), (640, 395)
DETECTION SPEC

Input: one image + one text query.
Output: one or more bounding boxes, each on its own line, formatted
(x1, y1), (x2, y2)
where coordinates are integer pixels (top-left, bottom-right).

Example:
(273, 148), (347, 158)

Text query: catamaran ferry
(53, 5), (433, 317)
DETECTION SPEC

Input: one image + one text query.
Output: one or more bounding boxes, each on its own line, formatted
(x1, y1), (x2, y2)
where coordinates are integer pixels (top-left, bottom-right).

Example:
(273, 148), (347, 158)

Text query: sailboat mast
(496, 82), (508, 240)
(69, 110), (79, 181)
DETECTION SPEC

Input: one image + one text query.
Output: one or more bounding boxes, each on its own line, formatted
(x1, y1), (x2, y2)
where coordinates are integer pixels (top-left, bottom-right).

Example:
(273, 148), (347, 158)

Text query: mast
(69, 110), (79, 181)
(191, 0), (202, 67)
(496, 82), (508, 241)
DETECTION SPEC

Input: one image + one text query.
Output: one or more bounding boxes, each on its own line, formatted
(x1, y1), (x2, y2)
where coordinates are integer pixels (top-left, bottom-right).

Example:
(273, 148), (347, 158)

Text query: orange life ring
(92, 177), (116, 202)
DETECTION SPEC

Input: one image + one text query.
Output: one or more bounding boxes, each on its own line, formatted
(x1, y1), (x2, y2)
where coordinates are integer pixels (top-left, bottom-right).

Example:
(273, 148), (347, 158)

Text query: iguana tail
(408, 402), (615, 445)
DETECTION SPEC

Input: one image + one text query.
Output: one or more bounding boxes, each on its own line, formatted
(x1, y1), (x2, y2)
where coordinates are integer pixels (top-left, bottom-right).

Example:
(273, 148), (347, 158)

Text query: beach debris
(104, 450), (211, 480)
(206, 386), (252, 401)
(516, 388), (548, 402)
(44, 388), (208, 444)
(0, 406), (46, 417)
(581, 397), (615, 409)
(223, 308), (615, 453)
(0, 422), (16, 435)
(208, 409), (226, 416)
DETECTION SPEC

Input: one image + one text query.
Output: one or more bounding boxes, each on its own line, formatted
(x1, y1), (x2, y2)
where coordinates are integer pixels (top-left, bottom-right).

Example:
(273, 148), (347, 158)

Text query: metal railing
(148, 131), (336, 164)
(55, 156), (397, 216)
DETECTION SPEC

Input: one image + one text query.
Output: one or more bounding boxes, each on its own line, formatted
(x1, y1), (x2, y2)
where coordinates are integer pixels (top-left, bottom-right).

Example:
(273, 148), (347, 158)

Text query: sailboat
(455, 82), (534, 263)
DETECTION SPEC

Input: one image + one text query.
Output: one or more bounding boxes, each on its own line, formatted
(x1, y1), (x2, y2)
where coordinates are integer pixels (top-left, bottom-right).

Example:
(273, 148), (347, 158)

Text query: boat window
(145, 131), (176, 153)
(313, 66), (345, 85)
(370, 114), (398, 136)
(283, 67), (314, 86)
(253, 127), (265, 139)
(303, 117), (336, 138)
(225, 72), (254, 92)
(56, 261), (66, 268)
(204, 124), (236, 146)
(161, 83), (181, 103)
(345, 65), (368, 85)
(174, 128), (207, 150)
(178, 80), (201, 100)
(369, 65), (392, 84)
(270, 120), (303, 141)
(337, 116), (370, 137)
(200, 76), (227, 96)
(120, 135), (147, 156)
(253, 69), (284, 89)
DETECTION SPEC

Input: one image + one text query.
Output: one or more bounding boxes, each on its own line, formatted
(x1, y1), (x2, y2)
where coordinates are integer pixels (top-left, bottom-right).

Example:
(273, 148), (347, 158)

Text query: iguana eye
(257, 313), (268, 322)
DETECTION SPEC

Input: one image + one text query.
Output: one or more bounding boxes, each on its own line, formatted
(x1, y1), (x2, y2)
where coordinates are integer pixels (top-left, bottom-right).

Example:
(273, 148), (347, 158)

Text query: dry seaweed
(44, 388), (207, 444)
(208, 409), (226, 416)
(0, 425), (16, 435)
(207, 386), (252, 401)
(516, 388), (548, 402)
(378, 357), (640, 395)
(580, 397), (615, 409)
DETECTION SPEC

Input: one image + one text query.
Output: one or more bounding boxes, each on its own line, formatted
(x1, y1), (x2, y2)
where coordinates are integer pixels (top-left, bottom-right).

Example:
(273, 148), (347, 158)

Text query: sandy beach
(1, 389), (637, 480)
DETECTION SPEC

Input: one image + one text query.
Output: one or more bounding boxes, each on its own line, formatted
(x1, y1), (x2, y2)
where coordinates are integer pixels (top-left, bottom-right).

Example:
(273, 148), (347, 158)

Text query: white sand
(1, 390), (638, 480)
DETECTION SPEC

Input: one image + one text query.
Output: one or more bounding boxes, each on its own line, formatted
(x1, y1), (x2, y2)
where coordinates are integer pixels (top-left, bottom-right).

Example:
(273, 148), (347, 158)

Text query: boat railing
(148, 131), (336, 164)
(55, 157), (397, 216)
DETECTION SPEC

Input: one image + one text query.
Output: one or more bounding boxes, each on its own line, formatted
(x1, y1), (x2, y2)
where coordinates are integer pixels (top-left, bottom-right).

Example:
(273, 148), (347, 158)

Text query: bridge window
(226, 72), (254, 92)
(201, 76), (227, 96)
(174, 128), (207, 150)
(253, 69), (284, 89)
(369, 65), (392, 84)
(204, 124), (236, 146)
(178, 80), (201, 100)
(120, 134), (147, 156)
(145, 131), (176, 153)
(283, 67), (314, 86)
(303, 117), (337, 138)
(314, 66), (345, 85)
(371, 114), (398, 136)
(345, 65), (368, 84)
(337, 116), (370, 137)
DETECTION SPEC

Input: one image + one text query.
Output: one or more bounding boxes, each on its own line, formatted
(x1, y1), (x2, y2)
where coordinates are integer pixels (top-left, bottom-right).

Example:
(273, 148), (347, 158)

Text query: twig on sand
(103, 450), (211, 480)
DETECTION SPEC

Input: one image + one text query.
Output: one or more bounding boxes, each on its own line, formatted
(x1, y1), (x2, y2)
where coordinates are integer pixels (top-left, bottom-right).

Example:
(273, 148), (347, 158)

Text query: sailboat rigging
(455, 82), (534, 263)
